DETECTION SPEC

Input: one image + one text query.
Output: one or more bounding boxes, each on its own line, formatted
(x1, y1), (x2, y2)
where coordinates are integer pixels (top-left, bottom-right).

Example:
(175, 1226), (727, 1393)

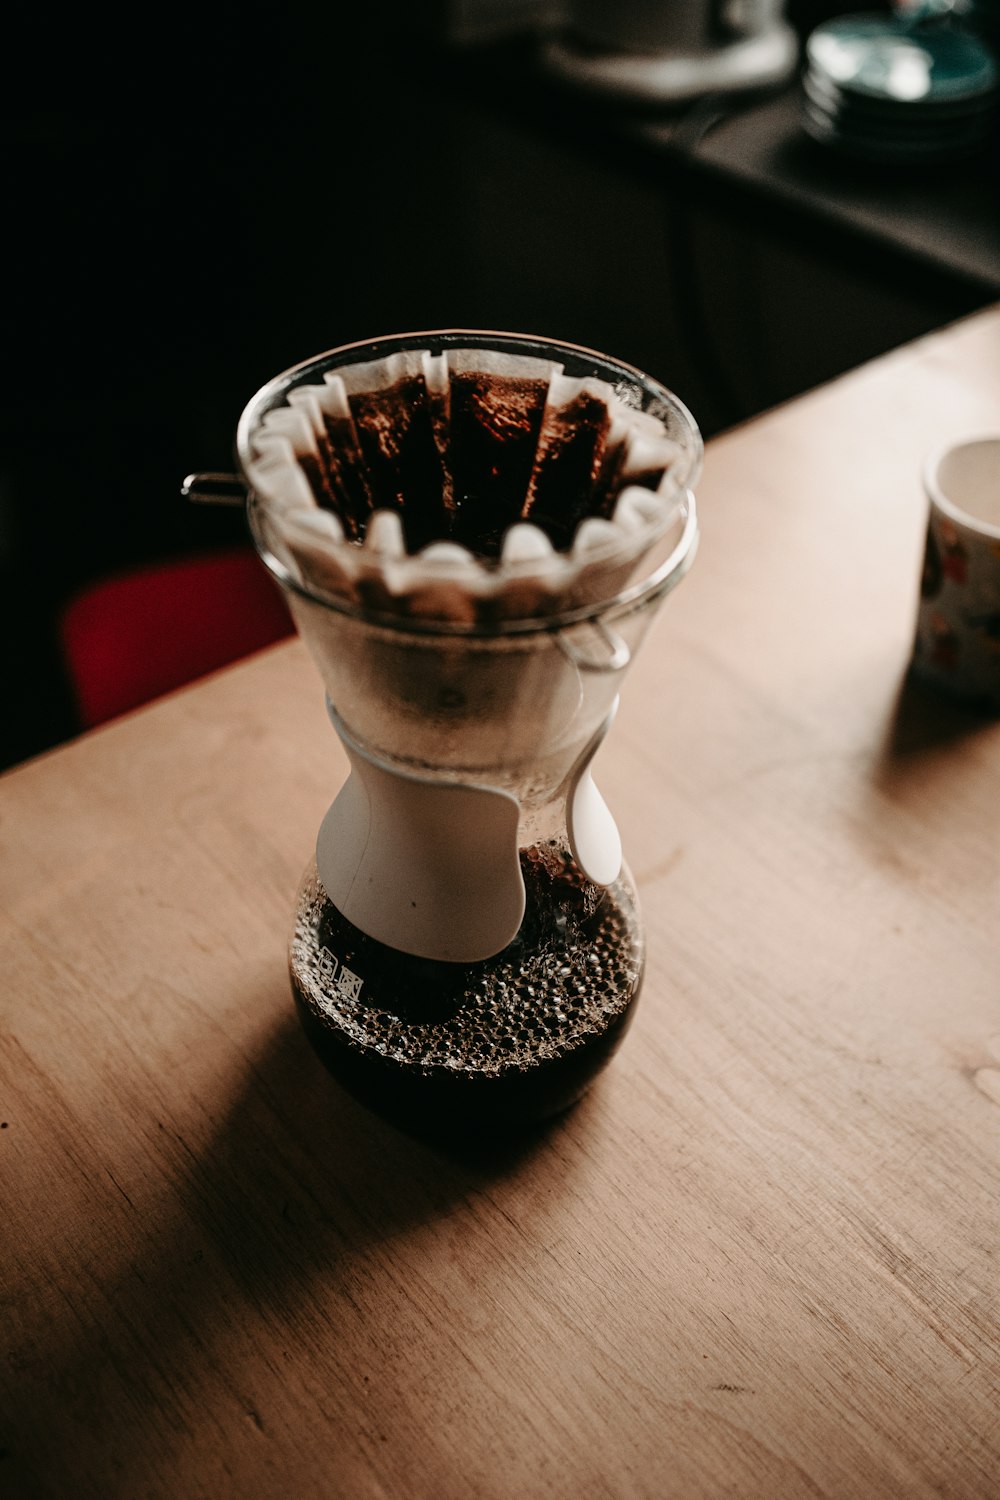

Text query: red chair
(59, 546), (295, 730)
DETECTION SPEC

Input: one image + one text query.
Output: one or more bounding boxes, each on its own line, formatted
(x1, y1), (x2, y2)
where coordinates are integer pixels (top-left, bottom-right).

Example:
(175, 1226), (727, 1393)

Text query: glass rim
(237, 328), (703, 639)
(247, 487), (698, 639)
(924, 433), (1000, 542)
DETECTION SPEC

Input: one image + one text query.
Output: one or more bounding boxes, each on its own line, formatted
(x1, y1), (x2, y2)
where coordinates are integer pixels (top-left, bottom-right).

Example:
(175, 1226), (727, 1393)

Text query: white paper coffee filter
(246, 346), (689, 622)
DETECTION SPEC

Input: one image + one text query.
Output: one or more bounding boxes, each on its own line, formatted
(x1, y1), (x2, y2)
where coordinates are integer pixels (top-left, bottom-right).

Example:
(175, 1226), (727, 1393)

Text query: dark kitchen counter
(432, 27), (1000, 304)
(643, 85), (1000, 298)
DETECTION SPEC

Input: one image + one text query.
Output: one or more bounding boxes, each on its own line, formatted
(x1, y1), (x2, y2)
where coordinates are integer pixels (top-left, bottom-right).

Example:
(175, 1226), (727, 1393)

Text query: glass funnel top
(238, 331), (702, 630)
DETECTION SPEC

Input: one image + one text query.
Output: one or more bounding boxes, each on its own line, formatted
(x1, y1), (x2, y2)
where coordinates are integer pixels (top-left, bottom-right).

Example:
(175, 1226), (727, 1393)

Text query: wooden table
(4, 308), (1000, 1499)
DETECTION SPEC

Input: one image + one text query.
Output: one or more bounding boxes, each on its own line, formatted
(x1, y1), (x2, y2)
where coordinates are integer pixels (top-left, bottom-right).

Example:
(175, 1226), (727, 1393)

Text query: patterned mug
(912, 435), (1000, 709)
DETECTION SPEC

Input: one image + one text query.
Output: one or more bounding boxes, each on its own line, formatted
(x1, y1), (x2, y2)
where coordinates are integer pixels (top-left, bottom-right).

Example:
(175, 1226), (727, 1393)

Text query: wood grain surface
(3, 307), (1000, 1499)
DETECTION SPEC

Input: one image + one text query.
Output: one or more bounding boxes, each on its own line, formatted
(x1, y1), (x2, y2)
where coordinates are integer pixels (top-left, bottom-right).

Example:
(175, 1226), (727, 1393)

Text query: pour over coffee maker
(228, 331), (701, 1130)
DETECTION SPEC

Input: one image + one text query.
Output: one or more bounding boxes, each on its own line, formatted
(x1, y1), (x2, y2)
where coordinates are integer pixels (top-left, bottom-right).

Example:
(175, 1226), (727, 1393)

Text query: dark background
(3, 1), (995, 770)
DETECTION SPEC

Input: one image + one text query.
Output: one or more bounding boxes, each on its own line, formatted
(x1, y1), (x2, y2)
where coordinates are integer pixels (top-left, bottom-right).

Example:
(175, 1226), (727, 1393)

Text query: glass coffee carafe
(227, 331), (701, 1132)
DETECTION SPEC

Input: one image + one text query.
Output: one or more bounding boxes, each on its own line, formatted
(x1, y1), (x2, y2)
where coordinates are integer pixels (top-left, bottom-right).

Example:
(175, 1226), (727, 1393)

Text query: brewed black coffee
(290, 842), (644, 1130)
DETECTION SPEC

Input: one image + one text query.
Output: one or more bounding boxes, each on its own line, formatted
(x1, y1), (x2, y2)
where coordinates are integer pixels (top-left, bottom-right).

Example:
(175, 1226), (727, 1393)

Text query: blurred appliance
(541, 0), (800, 103)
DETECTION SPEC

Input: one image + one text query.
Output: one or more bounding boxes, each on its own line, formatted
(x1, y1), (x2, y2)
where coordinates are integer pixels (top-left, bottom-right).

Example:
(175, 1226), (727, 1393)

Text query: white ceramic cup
(912, 434), (1000, 708)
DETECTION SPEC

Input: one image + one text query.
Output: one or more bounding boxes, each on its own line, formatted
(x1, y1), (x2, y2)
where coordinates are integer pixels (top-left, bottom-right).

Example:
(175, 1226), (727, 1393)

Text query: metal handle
(180, 472), (247, 506)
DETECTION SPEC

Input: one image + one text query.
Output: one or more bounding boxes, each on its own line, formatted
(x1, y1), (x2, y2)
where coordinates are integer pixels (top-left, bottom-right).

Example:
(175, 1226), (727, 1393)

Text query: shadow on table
(7, 996), (608, 1495)
(176, 1003), (596, 1292)
(872, 667), (1000, 796)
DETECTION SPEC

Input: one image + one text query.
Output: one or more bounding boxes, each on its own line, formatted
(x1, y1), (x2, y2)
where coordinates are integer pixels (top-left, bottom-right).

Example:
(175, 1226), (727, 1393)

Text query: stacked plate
(801, 12), (999, 162)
